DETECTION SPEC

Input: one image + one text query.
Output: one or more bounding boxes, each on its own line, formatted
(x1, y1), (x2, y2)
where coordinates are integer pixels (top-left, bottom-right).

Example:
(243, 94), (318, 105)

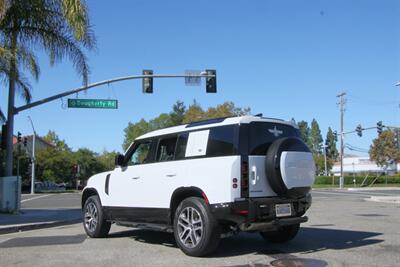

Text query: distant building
(332, 156), (398, 176)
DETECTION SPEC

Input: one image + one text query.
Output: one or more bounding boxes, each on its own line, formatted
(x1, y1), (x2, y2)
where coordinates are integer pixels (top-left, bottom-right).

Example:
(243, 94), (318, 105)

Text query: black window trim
(125, 124), (241, 164)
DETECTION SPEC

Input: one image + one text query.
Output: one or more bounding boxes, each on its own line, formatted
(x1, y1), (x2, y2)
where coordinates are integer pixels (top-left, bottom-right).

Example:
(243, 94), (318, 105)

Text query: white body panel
(280, 151), (315, 189)
(248, 156), (277, 197)
(93, 156), (241, 208)
(85, 171), (112, 206)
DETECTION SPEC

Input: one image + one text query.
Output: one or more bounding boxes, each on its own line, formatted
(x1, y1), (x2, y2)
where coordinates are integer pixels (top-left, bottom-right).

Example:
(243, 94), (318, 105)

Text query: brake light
(241, 161), (249, 197)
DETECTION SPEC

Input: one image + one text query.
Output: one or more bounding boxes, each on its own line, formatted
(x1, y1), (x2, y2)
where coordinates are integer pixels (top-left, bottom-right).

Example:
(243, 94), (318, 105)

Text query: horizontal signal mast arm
(14, 73), (215, 114)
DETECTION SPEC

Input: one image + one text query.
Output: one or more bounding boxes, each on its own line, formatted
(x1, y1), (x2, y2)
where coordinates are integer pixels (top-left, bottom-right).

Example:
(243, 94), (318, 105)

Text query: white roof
(136, 115), (297, 140)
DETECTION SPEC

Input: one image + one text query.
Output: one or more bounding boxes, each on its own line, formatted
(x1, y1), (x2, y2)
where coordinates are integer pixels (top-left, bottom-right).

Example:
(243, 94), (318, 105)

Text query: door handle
(131, 176), (140, 180)
(166, 174), (176, 177)
(251, 166), (257, 185)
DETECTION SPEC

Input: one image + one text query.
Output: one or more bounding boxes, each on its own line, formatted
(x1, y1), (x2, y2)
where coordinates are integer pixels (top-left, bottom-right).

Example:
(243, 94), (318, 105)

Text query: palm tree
(0, 0), (96, 175)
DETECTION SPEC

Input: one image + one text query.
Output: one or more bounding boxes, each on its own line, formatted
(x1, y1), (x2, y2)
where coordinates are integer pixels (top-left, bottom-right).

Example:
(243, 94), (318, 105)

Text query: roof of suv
(136, 115), (298, 140)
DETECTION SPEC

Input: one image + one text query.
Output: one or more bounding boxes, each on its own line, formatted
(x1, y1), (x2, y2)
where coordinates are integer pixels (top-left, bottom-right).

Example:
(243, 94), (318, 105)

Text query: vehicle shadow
(108, 229), (177, 248)
(213, 227), (384, 257)
(107, 226), (384, 257)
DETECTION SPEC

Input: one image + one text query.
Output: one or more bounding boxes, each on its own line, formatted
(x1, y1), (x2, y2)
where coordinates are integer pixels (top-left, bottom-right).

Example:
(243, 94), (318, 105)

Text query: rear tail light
(241, 161), (249, 197)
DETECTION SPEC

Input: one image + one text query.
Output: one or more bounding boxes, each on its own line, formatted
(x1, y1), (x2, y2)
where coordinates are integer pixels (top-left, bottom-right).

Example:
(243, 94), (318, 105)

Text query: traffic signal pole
(4, 71), (216, 176)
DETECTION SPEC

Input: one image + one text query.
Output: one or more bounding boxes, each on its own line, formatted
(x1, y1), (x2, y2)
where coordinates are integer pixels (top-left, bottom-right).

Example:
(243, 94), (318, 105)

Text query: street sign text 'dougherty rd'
(67, 99), (118, 109)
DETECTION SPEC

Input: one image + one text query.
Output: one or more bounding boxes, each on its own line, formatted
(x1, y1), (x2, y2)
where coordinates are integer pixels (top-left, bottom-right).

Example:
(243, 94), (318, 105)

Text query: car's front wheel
(173, 197), (220, 257)
(260, 223), (300, 243)
(83, 195), (111, 238)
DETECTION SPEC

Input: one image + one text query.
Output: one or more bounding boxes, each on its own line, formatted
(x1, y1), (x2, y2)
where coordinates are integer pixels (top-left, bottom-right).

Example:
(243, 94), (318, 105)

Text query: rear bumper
(209, 193), (311, 231)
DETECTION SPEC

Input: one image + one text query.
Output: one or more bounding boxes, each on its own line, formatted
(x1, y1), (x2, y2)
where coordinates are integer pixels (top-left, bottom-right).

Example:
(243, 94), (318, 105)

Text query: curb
(366, 196), (400, 204)
(348, 187), (400, 191)
(0, 218), (82, 235)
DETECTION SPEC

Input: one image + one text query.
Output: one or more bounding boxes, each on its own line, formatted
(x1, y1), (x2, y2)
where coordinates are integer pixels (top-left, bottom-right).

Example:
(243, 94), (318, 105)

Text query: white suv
(82, 115), (315, 256)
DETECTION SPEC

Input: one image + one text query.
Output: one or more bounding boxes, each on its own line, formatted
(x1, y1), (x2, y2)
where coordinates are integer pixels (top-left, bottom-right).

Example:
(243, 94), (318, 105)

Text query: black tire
(265, 137), (311, 198)
(260, 223), (300, 243)
(83, 195), (111, 238)
(173, 197), (220, 257)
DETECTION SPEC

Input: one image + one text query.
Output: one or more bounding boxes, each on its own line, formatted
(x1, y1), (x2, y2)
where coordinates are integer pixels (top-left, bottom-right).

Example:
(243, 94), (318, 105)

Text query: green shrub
(314, 175), (400, 185)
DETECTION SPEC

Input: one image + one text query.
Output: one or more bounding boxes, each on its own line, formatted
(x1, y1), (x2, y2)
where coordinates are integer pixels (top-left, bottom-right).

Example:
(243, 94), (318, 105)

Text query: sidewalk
(0, 208), (82, 235)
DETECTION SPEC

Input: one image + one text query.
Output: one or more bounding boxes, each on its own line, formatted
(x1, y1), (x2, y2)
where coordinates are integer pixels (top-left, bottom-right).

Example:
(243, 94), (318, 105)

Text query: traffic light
(142, 69), (153, 93)
(17, 131), (22, 143)
(1, 123), (7, 150)
(23, 137), (28, 147)
(356, 124), (363, 137)
(333, 130), (338, 141)
(377, 121), (383, 135)
(205, 69), (217, 93)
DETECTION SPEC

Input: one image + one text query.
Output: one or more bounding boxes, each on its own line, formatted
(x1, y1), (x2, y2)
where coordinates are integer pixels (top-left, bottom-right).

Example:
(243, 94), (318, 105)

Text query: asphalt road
(1, 189), (399, 267)
(21, 193), (81, 209)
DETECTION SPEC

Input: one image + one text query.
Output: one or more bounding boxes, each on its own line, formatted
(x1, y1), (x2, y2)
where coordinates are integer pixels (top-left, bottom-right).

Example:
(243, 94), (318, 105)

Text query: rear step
(239, 216), (308, 232)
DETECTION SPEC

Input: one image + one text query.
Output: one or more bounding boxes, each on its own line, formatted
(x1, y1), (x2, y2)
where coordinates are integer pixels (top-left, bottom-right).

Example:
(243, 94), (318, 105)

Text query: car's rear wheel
(260, 223), (300, 243)
(83, 195), (111, 238)
(173, 197), (220, 257)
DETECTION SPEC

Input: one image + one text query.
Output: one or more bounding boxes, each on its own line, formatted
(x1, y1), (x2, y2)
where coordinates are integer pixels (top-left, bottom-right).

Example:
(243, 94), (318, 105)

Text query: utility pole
(337, 92), (346, 189)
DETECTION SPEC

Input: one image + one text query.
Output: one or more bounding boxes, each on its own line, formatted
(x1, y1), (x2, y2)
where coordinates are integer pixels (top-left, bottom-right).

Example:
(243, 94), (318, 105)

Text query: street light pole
(27, 116), (36, 195)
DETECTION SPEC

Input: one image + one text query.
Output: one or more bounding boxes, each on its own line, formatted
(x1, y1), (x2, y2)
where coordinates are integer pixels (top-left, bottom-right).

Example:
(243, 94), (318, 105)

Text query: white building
(332, 156), (398, 176)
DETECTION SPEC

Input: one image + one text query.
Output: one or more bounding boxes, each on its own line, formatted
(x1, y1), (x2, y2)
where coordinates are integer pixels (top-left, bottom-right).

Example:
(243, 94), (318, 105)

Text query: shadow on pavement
(0, 234), (87, 248)
(213, 227), (383, 257)
(108, 229), (177, 248)
(0, 208), (82, 226)
(107, 226), (383, 257)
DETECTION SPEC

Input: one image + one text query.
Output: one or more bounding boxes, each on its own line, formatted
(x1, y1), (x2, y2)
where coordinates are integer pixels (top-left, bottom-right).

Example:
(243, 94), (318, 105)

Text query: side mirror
(115, 153), (125, 167)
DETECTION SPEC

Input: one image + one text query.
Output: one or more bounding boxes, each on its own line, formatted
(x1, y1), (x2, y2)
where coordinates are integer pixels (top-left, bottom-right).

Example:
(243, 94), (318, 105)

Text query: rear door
(247, 122), (300, 197)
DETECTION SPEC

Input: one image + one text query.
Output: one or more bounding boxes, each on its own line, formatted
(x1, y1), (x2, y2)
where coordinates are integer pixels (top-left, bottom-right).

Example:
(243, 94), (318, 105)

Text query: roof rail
(185, 117), (231, 128)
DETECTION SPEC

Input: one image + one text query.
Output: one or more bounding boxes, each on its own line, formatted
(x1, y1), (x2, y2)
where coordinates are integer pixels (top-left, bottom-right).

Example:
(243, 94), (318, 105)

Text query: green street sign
(67, 99), (118, 109)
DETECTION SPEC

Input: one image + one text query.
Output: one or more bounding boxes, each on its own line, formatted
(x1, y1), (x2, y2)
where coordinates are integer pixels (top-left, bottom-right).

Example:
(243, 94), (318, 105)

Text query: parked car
(81, 115), (315, 256)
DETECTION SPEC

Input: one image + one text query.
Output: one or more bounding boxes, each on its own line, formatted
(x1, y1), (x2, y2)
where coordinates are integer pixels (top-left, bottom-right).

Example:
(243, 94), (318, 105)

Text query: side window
(185, 130), (209, 157)
(156, 136), (178, 162)
(128, 141), (152, 165)
(207, 126), (237, 157)
(175, 133), (188, 160)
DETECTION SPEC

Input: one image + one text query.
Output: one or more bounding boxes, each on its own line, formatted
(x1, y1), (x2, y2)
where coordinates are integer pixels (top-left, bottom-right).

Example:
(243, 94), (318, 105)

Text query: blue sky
(3, 0), (400, 154)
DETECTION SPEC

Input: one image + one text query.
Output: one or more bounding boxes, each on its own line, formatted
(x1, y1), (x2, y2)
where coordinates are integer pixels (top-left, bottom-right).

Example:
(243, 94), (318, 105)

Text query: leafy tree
(170, 101), (186, 125)
(43, 130), (70, 151)
(122, 119), (152, 150)
(73, 148), (105, 181)
(310, 119), (323, 155)
(182, 100), (205, 124)
(97, 150), (117, 171)
(297, 120), (312, 149)
(325, 127), (338, 161)
(205, 102), (250, 119)
(369, 130), (400, 169)
(149, 113), (173, 130)
(35, 148), (74, 183)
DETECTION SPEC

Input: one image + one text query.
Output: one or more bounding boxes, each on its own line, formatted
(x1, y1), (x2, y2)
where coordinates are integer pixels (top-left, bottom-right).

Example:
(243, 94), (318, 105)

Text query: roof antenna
(255, 113), (263, 117)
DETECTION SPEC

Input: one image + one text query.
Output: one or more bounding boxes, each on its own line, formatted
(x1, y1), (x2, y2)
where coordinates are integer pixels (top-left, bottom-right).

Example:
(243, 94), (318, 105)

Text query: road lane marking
(21, 194), (50, 203)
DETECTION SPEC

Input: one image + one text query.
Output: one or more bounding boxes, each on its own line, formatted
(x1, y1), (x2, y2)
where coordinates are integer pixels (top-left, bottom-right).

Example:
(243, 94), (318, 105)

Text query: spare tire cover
(265, 137), (315, 197)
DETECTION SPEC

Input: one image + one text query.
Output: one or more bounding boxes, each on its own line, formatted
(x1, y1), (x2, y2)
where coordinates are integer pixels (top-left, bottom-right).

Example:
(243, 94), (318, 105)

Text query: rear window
(248, 122), (300, 155)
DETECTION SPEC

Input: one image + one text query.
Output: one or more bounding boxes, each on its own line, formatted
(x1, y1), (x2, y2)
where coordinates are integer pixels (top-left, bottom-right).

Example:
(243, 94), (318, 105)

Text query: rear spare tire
(265, 137), (315, 198)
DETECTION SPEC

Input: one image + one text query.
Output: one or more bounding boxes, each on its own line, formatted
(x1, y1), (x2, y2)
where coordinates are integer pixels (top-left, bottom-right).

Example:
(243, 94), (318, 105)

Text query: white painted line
(21, 194), (50, 203)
